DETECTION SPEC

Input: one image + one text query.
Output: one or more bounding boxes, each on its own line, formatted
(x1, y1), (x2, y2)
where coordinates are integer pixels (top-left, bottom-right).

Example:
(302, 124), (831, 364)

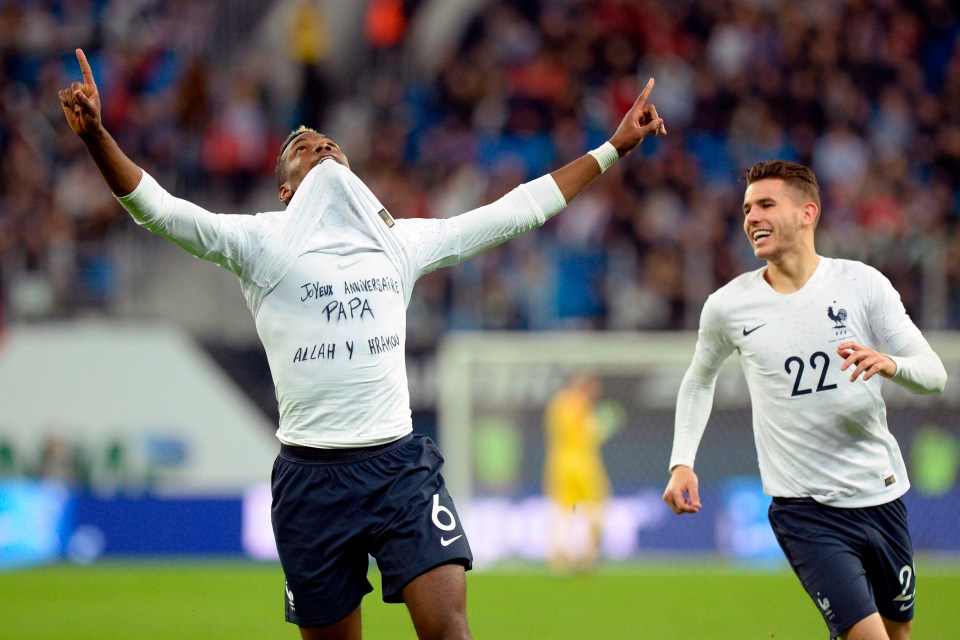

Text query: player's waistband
(279, 433), (413, 464)
(772, 496), (818, 507)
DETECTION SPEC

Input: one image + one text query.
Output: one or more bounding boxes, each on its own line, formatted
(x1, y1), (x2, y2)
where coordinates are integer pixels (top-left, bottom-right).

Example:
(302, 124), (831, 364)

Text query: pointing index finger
(637, 77), (655, 105)
(626, 78), (655, 119)
(76, 48), (96, 88)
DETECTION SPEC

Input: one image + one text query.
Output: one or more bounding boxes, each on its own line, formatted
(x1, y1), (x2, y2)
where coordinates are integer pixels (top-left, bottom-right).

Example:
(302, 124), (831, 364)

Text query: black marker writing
(293, 343), (337, 363)
(300, 282), (334, 302)
(322, 297), (374, 322)
(344, 277), (400, 295)
(368, 334), (400, 354)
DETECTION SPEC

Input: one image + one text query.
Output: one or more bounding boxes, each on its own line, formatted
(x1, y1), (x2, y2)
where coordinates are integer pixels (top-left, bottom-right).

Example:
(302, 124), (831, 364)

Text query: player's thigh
(403, 563), (471, 640)
(841, 612), (889, 640)
(841, 612), (910, 640)
(298, 606), (362, 640)
(368, 435), (473, 603)
(860, 499), (915, 625)
(881, 617), (911, 640)
(768, 499), (876, 638)
(272, 454), (374, 627)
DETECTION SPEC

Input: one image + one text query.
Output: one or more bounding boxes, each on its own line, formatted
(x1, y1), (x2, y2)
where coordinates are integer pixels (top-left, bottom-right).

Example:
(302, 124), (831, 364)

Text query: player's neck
(763, 249), (820, 294)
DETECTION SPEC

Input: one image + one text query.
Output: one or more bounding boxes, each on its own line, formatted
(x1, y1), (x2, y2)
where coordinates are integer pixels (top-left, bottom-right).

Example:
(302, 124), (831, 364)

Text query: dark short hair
(275, 125), (319, 189)
(745, 160), (821, 211)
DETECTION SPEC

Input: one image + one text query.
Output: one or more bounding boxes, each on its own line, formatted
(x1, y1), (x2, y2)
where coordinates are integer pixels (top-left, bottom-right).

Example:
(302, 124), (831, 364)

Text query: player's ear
(802, 201), (819, 228)
(279, 183), (291, 204)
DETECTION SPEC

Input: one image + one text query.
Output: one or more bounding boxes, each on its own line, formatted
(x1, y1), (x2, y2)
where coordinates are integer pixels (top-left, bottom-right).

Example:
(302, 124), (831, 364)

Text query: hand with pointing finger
(58, 48), (103, 139)
(609, 78), (668, 158)
(55, 47), (142, 196)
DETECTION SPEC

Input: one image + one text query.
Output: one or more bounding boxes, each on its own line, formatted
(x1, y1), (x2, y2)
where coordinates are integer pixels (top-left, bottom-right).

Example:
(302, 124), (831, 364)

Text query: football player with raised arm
(60, 48), (665, 640)
(662, 160), (946, 640)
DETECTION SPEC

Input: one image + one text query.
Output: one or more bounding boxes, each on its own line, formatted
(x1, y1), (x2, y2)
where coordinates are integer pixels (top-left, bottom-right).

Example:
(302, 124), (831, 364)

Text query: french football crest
(827, 304), (847, 329)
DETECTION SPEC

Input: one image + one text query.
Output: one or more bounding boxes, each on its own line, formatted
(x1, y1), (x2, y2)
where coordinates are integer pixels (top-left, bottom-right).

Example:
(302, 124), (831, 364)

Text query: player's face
(742, 178), (811, 261)
(279, 132), (350, 204)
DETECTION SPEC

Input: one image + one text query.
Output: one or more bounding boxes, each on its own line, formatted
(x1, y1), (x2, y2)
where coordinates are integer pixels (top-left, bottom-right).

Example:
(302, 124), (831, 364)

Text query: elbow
(932, 370), (948, 395)
(918, 368), (948, 395)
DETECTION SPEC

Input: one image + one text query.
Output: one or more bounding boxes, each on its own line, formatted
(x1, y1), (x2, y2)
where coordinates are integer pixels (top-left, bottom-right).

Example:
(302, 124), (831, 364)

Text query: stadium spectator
(663, 160), (948, 640)
(3, 0), (960, 332)
(59, 45), (666, 640)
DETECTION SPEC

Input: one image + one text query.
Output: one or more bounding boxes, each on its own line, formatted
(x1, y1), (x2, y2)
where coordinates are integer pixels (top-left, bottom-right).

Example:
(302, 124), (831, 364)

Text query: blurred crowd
(2, 0), (960, 346)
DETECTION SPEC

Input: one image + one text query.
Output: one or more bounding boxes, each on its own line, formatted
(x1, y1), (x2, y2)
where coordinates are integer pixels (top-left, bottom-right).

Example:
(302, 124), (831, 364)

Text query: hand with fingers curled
(58, 48), (103, 139)
(663, 464), (702, 515)
(837, 341), (897, 382)
(609, 77), (668, 158)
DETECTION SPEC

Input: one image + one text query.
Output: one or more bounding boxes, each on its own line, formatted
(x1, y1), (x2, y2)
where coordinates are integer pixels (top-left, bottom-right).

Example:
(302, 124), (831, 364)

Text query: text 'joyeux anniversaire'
(293, 275), (401, 362)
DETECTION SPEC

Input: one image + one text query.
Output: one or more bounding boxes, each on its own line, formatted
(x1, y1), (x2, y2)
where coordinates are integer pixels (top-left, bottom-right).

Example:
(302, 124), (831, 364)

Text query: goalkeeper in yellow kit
(543, 373), (611, 572)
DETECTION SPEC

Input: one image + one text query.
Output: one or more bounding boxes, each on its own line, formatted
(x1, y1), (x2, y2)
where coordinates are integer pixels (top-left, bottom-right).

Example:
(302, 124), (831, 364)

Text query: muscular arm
(412, 79), (667, 271)
(58, 49), (142, 197)
(61, 49), (257, 274)
(550, 78), (665, 203)
(77, 128), (143, 197)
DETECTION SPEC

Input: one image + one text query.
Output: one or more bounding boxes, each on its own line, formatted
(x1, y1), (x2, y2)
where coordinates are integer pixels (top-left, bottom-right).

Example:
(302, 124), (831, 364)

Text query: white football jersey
(679, 257), (928, 507)
(119, 167), (565, 448)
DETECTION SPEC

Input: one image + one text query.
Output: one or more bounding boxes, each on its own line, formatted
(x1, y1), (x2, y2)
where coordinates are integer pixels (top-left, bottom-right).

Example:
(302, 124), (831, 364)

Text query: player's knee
(412, 611), (471, 640)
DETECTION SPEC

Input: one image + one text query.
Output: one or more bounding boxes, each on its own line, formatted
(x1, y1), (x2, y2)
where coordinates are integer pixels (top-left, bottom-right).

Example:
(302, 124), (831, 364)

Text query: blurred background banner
(0, 322), (276, 495)
(0, 479), (72, 571)
(1, 0), (959, 571)
(437, 331), (960, 564)
(1, 329), (956, 569)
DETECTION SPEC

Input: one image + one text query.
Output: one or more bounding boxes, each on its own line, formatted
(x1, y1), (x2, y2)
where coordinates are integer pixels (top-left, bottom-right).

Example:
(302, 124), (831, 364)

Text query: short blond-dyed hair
(275, 125), (319, 188)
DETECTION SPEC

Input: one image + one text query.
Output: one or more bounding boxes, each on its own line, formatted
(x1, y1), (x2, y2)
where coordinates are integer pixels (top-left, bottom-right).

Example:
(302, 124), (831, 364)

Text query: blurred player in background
(543, 372), (611, 573)
(662, 160), (947, 640)
(60, 48), (665, 640)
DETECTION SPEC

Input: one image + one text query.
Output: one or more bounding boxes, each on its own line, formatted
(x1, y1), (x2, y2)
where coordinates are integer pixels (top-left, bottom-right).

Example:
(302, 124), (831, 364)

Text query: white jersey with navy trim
(673, 257), (929, 508)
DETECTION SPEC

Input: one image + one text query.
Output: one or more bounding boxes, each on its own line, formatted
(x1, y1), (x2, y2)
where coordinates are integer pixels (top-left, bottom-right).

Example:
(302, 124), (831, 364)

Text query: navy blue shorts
(768, 496), (915, 639)
(271, 434), (473, 627)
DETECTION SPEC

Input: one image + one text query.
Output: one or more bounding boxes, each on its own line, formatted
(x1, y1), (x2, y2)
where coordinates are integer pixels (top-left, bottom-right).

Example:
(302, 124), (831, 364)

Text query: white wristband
(587, 141), (620, 173)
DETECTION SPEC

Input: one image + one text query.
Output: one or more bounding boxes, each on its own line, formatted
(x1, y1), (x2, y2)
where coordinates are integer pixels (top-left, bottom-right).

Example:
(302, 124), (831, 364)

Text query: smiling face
(742, 177), (818, 263)
(276, 129), (350, 205)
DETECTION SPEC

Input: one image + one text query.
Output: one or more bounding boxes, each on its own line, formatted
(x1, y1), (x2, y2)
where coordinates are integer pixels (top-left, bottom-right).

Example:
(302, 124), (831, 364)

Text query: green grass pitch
(2, 558), (958, 638)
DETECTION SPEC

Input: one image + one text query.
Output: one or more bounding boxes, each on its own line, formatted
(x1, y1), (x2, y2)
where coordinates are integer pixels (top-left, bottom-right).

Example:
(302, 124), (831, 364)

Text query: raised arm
(550, 78), (666, 203)
(420, 79), (667, 269)
(59, 48), (142, 196)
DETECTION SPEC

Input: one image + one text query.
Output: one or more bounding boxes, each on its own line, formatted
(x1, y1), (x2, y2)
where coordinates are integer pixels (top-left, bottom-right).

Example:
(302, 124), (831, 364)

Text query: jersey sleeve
(393, 174), (567, 277)
(669, 294), (736, 470)
(116, 171), (264, 276)
(865, 266), (924, 353)
(865, 265), (947, 394)
(888, 337), (948, 394)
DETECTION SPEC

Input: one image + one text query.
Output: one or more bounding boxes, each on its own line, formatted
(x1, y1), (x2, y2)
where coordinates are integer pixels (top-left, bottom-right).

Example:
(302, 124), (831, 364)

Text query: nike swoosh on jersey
(900, 601), (915, 611)
(742, 323), (766, 336)
(337, 259), (362, 270)
(440, 534), (463, 547)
